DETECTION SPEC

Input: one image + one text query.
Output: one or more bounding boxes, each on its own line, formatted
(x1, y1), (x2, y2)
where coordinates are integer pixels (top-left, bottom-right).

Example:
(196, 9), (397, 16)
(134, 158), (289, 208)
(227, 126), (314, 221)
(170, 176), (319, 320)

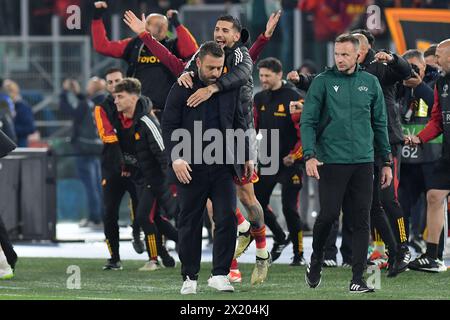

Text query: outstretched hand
(123, 10), (146, 35)
(264, 10), (281, 38)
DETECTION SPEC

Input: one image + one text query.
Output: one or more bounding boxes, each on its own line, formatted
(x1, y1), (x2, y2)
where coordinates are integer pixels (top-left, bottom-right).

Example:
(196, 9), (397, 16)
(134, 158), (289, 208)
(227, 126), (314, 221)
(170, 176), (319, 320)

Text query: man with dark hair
(424, 44), (439, 70)
(398, 49), (444, 269)
(96, 69), (177, 270)
(91, 1), (198, 120)
(162, 41), (252, 294)
(350, 29), (375, 48)
(94, 68), (144, 269)
(112, 77), (179, 271)
(302, 33), (392, 293)
(176, 14), (272, 284)
(350, 33), (412, 270)
(253, 57), (305, 266)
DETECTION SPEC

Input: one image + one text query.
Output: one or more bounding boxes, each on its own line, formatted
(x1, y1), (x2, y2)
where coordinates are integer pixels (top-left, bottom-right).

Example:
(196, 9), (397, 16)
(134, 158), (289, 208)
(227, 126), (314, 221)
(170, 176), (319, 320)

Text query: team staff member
(302, 34), (392, 293)
(253, 57), (305, 266)
(162, 42), (252, 294)
(352, 33), (411, 276)
(113, 78), (179, 271)
(407, 39), (450, 273)
(176, 16), (271, 282)
(123, 10), (281, 282)
(94, 68), (144, 270)
(91, 1), (198, 119)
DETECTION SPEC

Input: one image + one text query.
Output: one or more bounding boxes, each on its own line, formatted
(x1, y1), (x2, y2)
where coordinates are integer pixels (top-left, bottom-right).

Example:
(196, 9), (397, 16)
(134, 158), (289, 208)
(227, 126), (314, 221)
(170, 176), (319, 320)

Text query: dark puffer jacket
(184, 29), (254, 129)
(360, 48), (412, 148)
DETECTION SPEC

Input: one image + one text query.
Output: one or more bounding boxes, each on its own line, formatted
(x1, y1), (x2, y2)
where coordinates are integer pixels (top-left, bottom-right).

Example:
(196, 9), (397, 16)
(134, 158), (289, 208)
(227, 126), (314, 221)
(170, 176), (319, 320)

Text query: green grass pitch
(0, 258), (449, 300)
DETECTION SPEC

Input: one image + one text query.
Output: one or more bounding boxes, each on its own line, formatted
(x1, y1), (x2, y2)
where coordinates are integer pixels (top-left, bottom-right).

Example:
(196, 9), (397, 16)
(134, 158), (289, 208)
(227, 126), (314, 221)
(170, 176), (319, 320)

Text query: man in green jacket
(301, 34), (393, 293)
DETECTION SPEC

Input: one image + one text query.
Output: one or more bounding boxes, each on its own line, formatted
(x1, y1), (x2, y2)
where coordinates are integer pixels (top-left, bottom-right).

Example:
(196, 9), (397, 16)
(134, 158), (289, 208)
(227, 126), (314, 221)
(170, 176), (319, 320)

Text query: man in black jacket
(94, 68), (144, 269)
(177, 15), (271, 280)
(397, 50), (442, 259)
(113, 78), (178, 271)
(163, 41), (255, 294)
(350, 33), (412, 269)
(91, 1), (198, 120)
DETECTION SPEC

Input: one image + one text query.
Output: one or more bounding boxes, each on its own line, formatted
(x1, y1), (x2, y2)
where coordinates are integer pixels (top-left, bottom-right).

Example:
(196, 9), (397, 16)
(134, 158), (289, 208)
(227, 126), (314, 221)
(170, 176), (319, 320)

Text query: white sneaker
(0, 265), (13, 280)
(138, 260), (160, 271)
(437, 259), (448, 272)
(180, 276), (197, 295)
(208, 275), (234, 292)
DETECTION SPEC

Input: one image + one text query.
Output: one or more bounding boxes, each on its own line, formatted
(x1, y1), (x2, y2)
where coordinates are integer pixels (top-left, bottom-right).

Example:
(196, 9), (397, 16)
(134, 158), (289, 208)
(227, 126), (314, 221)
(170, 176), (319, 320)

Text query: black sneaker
(159, 246), (176, 268)
(305, 257), (322, 288)
(388, 245), (411, 277)
(270, 237), (289, 262)
(408, 253), (440, 273)
(103, 259), (123, 270)
(349, 279), (375, 293)
(290, 253), (306, 266)
(132, 239), (145, 254)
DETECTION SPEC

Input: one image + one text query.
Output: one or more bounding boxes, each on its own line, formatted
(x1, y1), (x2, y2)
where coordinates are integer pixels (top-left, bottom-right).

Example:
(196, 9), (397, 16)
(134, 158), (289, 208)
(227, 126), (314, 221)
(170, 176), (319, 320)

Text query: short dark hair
(114, 78), (141, 95)
(335, 33), (360, 50)
(424, 44), (437, 57)
(350, 29), (375, 46)
(105, 68), (123, 78)
(257, 57), (283, 73)
(198, 41), (224, 61)
(216, 15), (242, 32)
(298, 60), (318, 75)
(403, 49), (424, 62)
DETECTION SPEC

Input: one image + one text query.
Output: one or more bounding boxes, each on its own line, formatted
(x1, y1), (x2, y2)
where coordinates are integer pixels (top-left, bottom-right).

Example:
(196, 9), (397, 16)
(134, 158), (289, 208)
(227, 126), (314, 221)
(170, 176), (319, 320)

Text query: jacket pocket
(316, 115), (332, 141)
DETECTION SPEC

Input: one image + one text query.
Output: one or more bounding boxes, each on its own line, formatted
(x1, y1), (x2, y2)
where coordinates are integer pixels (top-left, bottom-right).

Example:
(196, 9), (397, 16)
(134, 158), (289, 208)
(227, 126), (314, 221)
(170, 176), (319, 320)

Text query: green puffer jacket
(300, 66), (391, 164)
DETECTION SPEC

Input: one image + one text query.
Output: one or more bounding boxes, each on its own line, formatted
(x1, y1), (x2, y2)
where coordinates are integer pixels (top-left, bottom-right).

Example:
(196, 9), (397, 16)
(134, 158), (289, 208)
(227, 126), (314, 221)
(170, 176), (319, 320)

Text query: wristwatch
(303, 153), (316, 162)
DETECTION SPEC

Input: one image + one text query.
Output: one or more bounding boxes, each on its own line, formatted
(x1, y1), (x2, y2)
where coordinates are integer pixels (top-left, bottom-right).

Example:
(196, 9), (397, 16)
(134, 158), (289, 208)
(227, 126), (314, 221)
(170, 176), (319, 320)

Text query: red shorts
(234, 171), (259, 186)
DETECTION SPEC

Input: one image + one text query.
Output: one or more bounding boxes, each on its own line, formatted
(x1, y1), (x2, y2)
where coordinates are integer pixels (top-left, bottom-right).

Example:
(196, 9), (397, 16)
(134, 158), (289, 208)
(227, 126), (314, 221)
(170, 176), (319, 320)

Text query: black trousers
(254, 165), (303, 255)
(398, 162), (435, 239)
(312, 163), (373, 281)
(0, 216), (17, 267)
(102, 173), (139, 261)
(372, 150), (408, 246)
(324, 207), (353, 264)
(177, 165), (237, 280)
(370, 161), (399, 256)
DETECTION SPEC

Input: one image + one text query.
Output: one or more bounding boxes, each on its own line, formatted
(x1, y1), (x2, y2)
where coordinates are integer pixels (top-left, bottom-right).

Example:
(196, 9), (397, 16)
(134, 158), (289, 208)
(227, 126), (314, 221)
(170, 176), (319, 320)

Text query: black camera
(410, 63), (420, 77)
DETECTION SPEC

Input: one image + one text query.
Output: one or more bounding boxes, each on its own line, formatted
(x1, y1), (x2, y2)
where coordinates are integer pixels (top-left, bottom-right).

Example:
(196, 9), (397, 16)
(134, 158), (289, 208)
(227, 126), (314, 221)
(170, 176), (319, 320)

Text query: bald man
(91, 1), (198, 119)
(407, 39), (450, 273)
(3, 80), (35, 147)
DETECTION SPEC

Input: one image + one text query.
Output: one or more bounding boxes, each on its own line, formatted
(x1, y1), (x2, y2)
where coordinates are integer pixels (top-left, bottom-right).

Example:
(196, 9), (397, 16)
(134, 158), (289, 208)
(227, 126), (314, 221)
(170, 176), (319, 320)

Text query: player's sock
(230, 258), (239, 271)
(251, 225), (268, 259)
(236, 208), (250, 234)
(426, 242), (438, 259)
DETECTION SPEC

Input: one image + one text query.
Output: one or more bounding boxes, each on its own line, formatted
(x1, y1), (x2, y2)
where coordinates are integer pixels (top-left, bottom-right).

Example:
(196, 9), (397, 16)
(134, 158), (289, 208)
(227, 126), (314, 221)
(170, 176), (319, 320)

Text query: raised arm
(91, 2), (131, 58)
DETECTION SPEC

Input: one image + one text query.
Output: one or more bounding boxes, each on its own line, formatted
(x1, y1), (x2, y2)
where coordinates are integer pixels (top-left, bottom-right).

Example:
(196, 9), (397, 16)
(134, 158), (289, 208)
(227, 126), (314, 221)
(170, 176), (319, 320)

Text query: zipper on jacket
(349, 77), (354, 162)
